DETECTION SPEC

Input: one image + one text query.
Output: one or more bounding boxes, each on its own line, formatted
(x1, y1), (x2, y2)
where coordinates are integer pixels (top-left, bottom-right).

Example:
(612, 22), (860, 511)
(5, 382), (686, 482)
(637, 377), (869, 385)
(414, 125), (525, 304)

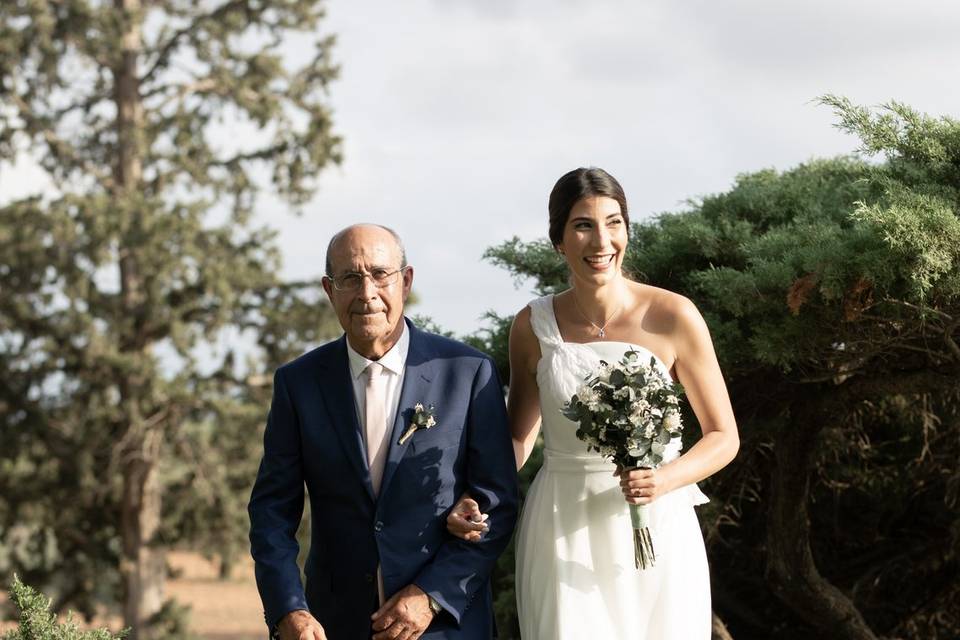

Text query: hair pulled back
(548, 167), (628, 247)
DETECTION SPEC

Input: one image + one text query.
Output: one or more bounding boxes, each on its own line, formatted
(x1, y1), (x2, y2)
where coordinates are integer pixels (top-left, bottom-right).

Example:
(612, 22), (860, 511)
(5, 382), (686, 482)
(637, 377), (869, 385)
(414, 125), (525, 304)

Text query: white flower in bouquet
(575, 384), (601, 412)
(596, 361), (611, 383)
(629, 398), (649, 418)
(663, 410), (682, 434)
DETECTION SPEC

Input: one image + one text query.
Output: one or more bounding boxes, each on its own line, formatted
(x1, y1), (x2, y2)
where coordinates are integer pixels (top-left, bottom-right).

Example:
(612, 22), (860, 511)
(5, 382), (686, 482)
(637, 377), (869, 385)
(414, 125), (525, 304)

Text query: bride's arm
(447, 306), (542, 541)
(507, 306), (543, 471)
(620, 296), (739, 504)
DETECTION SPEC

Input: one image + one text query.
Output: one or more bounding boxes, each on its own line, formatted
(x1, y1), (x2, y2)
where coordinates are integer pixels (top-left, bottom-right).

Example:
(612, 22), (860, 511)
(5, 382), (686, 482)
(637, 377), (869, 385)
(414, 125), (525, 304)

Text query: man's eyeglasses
(326, 267), (408, 292)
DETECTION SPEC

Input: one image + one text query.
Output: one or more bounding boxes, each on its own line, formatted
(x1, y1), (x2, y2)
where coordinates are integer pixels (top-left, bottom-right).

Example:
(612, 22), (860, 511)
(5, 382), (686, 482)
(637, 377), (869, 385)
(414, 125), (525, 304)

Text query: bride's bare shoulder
(512, 304), (534, 331)
(510, 304), (542, 371)
(629, 282), (704, 334)
(510, 304), (540, 347)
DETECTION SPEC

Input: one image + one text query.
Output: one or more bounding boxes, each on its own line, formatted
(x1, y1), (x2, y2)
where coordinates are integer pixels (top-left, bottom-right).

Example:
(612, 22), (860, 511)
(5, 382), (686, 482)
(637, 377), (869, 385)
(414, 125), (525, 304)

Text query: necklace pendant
(598, 328), (606, 338)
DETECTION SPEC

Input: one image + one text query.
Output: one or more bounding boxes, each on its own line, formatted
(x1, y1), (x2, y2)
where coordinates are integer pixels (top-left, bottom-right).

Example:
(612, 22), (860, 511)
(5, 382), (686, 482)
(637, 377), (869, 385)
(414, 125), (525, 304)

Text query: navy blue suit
(248, 320), (519, 639)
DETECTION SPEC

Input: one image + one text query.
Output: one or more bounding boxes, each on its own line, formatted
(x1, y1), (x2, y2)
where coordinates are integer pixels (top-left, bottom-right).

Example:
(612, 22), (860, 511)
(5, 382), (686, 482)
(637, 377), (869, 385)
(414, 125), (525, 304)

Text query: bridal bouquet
(561, 350), (685, 570)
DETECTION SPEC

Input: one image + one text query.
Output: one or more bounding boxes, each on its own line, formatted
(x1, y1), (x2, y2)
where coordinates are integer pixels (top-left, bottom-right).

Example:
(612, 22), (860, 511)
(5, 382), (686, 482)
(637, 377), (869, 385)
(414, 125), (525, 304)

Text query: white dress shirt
(345, 323), (410, 470)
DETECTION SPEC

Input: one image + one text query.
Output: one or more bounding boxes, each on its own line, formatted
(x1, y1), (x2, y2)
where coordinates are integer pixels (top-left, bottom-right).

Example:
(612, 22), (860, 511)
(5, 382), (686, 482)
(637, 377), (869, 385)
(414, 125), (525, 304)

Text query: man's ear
(402, 266), (414, 296)
(321, 276), (335, 301)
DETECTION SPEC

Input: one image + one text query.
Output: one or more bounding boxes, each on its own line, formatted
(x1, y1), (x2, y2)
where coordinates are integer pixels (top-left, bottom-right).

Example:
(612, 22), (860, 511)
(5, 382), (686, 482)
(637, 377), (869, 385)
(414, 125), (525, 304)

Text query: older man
(248, 224), (518, 640)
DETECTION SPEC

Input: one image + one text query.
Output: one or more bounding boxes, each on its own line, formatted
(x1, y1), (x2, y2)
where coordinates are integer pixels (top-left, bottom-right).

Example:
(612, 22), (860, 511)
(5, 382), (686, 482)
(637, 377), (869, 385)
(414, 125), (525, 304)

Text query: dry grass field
(1, 551), (266, 639)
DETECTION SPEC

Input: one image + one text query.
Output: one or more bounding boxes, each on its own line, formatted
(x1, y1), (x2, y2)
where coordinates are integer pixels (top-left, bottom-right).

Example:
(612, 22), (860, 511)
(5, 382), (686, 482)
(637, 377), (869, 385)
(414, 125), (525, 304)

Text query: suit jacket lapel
(316, 335), (376, 502)
(378, 322), (435, 499)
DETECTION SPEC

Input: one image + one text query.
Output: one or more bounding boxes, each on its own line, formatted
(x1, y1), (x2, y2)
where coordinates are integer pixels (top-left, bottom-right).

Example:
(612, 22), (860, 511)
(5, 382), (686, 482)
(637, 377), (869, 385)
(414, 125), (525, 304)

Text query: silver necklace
(572, 294), (622, 338)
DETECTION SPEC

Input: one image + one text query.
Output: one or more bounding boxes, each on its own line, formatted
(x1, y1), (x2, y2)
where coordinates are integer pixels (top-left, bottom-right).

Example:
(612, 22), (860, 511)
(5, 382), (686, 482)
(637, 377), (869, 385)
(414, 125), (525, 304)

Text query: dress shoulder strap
(527, 295), (563, 348)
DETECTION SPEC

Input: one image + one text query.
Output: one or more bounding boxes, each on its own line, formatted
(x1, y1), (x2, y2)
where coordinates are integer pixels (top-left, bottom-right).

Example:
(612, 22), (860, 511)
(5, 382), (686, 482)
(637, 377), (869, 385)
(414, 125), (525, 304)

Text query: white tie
(364, 362), (389, 496)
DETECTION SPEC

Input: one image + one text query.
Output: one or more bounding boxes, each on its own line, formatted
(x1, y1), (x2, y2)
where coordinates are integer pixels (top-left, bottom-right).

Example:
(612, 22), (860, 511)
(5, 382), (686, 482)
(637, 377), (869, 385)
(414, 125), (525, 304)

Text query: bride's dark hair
(548, 167), (629, 248)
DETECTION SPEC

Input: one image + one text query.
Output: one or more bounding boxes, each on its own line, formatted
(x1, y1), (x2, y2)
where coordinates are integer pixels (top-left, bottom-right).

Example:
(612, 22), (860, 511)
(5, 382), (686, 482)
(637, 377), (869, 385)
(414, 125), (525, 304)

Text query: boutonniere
(398, 402), (437, 445)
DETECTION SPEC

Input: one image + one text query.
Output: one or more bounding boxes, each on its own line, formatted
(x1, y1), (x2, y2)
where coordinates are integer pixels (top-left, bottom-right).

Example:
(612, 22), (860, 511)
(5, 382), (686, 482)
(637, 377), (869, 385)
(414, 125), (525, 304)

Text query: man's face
(322, 226), (413, 352)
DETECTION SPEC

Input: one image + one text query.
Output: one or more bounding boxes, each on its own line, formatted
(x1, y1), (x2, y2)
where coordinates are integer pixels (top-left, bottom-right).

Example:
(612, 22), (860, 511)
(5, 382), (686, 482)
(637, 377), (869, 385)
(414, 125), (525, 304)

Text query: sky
(279, 0), (960, 335)
(3, 0), (960, 337)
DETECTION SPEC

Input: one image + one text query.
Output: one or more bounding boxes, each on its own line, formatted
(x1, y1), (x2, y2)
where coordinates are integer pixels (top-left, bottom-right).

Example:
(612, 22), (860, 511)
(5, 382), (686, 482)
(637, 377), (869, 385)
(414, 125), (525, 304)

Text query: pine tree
(0, 2), (341, 637)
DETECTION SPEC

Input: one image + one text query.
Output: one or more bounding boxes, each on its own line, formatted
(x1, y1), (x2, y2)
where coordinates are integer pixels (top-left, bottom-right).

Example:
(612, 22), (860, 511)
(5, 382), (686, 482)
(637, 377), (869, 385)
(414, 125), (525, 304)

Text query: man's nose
(356, 274), (379, 300)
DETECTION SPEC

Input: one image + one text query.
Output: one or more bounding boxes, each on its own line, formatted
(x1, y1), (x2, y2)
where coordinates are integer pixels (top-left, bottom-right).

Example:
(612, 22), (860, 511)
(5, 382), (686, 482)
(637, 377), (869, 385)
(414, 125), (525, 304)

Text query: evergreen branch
(895, 342), (956, 362)
(876, 298), (954, 321)
(836, 368), (960, 403)
(210, 141), (288, 168)
(873, 298), (960, 362)
(8, 90), (115, 189)
(150, 77), (219, 111)
(140, 0), (262, 88)
(172, 435), (216, 502)
(52, 90), (113, 122)
(943, 319), (960, 363)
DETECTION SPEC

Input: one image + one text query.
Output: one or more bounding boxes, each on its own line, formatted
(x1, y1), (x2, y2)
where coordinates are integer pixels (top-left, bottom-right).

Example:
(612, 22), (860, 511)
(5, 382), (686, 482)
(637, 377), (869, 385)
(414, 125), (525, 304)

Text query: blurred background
(1, 1), (959, 639)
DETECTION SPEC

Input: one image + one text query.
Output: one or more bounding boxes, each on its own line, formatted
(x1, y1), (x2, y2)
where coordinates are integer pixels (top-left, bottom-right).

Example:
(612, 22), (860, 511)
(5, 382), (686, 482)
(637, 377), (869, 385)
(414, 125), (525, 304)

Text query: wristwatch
(427, 595), (443, 617)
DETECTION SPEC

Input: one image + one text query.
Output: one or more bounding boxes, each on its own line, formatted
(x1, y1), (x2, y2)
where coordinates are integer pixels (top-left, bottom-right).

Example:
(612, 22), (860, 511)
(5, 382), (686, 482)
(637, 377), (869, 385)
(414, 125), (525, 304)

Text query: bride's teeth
(585, 255), (613, 264)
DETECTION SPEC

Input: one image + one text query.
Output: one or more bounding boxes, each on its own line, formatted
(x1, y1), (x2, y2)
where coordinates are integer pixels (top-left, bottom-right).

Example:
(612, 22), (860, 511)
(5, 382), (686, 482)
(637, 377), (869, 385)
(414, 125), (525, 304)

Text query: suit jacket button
(374, 521), (384, 532)
(365, 573), (374, 583)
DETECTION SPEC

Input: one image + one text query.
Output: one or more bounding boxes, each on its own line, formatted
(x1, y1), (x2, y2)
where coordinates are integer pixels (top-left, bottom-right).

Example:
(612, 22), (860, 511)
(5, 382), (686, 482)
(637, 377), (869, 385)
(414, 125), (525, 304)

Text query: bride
(447, 167), (739, 639)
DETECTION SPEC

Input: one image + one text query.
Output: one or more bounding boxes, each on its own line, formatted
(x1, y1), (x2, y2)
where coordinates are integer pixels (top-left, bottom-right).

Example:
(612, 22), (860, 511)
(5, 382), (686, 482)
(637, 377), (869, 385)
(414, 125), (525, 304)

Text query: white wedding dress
(514, 295), (712, 639)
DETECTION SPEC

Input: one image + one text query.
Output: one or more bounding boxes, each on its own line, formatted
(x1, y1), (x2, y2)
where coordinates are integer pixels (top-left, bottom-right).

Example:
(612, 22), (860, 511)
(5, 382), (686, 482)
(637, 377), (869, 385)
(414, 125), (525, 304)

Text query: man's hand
(371, 584), (436, 640)
(278, 609), (327, 640)
(445, 494), (489, 542)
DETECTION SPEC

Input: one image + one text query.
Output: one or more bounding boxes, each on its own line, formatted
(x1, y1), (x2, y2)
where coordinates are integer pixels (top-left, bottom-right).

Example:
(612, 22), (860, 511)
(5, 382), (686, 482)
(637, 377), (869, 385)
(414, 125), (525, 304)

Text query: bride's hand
(616, 467), (665, 505)
(446, 494), (489, 542)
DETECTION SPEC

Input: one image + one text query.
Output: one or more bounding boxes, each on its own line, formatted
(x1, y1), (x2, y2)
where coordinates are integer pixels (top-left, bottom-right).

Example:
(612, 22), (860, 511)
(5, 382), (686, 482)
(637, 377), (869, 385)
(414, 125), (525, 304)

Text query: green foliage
(489, 439), (542, 640)
(483, 238), (567, 295)
(140, 600), (198, 640)
(474, 99), (960, 639)
(0, 0), (341, 212)
(0, 1), (342, 631)
(2, 576), (127, 640)
(852, 185), (960, 299)
(408, 314), (456, 338)
(461, 311), (512, 383)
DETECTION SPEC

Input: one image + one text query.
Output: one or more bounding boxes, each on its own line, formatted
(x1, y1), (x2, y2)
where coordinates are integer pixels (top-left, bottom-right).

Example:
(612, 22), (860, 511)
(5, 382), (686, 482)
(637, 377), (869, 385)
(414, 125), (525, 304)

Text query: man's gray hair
(324, 224), (408, 276)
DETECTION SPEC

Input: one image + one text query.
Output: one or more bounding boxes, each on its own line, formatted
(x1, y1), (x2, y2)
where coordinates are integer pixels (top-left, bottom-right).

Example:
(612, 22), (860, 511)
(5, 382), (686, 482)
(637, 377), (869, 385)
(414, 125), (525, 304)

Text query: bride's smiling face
(557, 196), (628, 286)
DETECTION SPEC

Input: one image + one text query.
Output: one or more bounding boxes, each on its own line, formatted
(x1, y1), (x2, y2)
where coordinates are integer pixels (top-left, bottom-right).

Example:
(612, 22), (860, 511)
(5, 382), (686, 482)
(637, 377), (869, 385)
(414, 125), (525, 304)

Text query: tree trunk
(219, 552), (234, 581)
(113, 1), (163, 637)
(765, 398), (877, 640)
(121, 443), (165, 639)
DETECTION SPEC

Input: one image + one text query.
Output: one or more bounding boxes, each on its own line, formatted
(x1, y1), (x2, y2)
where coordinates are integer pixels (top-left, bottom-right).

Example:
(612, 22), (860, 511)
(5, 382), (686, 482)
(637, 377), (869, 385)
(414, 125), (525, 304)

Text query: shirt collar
(346, 321), (410, 379)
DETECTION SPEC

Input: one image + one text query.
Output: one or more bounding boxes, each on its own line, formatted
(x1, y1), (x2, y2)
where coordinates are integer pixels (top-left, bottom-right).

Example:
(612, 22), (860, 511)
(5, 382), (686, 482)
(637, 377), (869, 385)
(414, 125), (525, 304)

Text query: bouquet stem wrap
(629, 503), (656, 569)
